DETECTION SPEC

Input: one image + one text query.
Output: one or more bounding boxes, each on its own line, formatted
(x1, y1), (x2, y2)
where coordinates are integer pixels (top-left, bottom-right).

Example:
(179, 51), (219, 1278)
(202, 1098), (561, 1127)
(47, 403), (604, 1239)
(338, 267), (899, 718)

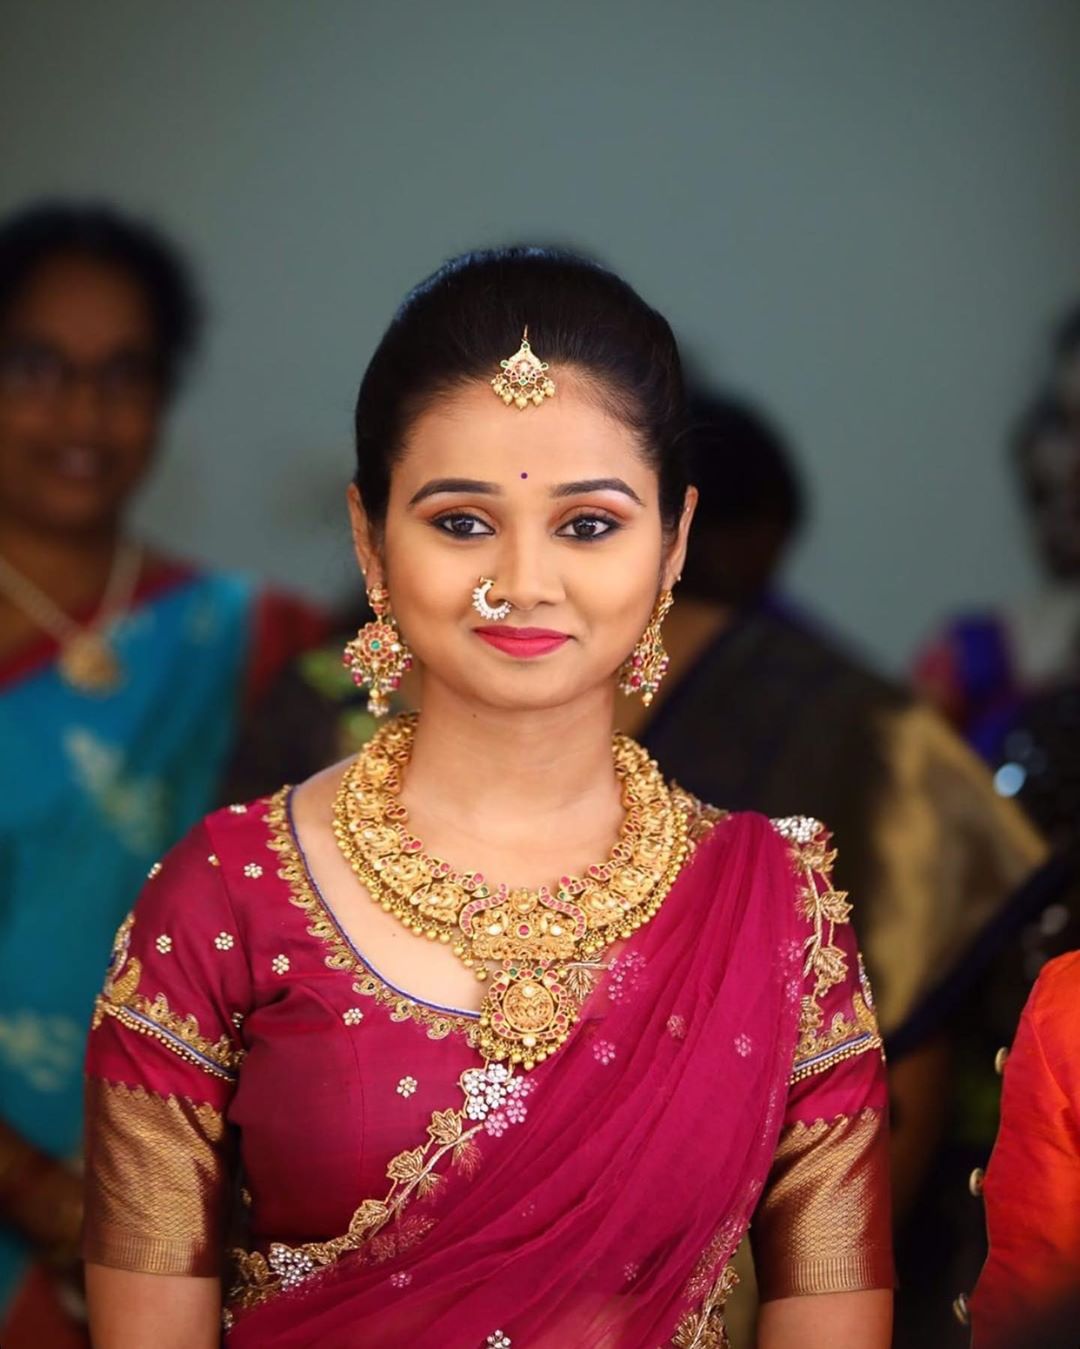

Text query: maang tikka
(618, 589), (674, 706)
(343, 584), (412, 718)
(491, 327), (556, 410)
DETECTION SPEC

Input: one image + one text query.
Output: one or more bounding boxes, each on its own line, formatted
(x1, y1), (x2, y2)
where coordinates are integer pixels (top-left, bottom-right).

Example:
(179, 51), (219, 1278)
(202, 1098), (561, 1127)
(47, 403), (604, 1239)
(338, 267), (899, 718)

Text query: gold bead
(476, 968), (488, 982)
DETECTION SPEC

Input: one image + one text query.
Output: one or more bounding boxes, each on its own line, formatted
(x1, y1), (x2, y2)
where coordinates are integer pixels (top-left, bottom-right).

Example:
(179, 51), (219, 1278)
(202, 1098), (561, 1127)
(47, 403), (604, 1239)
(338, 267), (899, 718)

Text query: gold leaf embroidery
(427, 1109), (462, 1146)
(91, 914), (242, 1080)
(386, 1147), (426, 1184)
(452, 1135), (482, 1178)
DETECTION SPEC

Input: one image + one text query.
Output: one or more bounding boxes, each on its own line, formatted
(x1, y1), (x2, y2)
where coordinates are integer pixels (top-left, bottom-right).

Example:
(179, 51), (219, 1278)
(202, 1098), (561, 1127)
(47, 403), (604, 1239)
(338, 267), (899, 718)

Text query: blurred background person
(915, 386), (1080, 762)
(0, 201), (325, 1345)
(968, 948), (1080, 1349)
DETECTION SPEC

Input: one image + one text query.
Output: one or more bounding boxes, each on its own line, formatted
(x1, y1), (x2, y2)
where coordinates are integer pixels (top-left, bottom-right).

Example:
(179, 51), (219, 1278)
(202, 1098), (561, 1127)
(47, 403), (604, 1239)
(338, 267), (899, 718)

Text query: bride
(82, 246), (893, 1348)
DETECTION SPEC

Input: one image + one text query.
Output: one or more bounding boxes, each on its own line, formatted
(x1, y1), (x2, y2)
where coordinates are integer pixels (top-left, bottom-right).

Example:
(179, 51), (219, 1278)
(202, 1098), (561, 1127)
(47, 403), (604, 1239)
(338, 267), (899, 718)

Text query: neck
(406, 679), (623, 841)
(0, 517), (122, 611)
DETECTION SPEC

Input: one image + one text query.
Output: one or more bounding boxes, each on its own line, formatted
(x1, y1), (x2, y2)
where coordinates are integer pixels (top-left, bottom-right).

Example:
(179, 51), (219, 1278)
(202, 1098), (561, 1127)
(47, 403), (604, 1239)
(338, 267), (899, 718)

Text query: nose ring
(472, 577), (512, 622)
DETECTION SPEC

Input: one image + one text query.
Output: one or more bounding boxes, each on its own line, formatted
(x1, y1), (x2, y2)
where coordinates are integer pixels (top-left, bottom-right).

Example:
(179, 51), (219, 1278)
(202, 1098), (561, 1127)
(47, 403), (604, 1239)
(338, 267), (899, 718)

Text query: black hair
(684, 389), (805, 534)
(677, 388), (806, 605)
(1011, 389), (1071, 503)
(353, 246), (689, 534)
(0, 200), (202, 396)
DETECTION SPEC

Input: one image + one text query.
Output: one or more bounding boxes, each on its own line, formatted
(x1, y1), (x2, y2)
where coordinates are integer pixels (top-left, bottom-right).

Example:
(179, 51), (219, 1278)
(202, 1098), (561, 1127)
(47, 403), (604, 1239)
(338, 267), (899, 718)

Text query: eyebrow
(409, 476), (645, 507)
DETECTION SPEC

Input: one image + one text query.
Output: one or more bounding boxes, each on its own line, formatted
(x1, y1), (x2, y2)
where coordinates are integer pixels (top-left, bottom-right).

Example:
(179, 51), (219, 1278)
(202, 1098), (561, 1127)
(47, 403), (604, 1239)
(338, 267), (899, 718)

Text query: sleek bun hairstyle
(353, 247), (689, 533)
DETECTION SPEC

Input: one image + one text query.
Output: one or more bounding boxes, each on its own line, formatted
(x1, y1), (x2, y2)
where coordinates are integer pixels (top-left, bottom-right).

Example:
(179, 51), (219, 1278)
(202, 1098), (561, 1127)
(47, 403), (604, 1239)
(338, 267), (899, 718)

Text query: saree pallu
(0, 565), (324, 1325)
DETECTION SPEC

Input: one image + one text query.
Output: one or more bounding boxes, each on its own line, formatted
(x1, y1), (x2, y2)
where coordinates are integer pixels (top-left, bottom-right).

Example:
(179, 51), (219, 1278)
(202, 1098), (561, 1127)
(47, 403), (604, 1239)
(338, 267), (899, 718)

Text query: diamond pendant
(58, 631), (123, 695)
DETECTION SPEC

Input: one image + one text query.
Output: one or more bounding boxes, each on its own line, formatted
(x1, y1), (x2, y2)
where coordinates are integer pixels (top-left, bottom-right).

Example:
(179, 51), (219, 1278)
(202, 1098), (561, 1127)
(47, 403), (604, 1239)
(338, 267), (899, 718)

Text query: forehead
(2, 255), (156, 355)
(395, 377), (653, 493)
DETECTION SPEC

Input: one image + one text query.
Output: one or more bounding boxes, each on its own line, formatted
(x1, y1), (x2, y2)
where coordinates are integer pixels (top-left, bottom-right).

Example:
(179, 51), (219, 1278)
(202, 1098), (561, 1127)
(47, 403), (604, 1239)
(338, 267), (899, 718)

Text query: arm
(87, 1267), (220, 1349)
(751, 823), (894, 1341)
(758, 1290), (892, 1349)
(82, 822), (249, 1347)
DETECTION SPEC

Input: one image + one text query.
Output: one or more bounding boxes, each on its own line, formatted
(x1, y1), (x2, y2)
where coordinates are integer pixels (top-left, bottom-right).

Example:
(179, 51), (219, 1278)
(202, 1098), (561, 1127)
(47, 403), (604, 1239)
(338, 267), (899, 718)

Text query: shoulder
(1025, 951), (1080, 1062)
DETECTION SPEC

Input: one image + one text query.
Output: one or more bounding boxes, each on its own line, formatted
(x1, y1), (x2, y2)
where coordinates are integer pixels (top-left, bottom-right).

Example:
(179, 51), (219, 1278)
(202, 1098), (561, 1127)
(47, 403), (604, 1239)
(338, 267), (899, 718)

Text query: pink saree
(229, 811), (804, 1348)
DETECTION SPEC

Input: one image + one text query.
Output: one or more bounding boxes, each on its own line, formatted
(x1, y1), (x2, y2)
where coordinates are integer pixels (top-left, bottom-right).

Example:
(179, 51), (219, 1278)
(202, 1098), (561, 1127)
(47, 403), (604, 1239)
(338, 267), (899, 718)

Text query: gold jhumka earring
(618, 589), (674, 706)
(342, 584), (412, 718)
(491, 327), (556, 409)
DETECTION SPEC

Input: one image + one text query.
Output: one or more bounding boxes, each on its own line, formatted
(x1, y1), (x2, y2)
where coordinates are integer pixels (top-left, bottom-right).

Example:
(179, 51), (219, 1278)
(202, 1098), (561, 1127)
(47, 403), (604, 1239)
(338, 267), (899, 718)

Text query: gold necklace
(333, 714), (690, 1068)
(0, 542), (142, 694)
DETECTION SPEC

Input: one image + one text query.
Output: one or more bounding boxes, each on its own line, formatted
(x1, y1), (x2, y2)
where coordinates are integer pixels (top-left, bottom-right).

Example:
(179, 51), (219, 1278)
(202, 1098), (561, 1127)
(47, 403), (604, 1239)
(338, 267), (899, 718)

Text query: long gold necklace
(333, 714), (690, 1068)
(0, 541), (142, 694)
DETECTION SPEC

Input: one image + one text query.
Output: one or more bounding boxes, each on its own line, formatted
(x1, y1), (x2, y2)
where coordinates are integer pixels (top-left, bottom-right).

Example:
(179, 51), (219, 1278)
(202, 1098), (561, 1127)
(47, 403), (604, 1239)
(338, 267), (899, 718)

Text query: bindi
(520, 471), (528, 479)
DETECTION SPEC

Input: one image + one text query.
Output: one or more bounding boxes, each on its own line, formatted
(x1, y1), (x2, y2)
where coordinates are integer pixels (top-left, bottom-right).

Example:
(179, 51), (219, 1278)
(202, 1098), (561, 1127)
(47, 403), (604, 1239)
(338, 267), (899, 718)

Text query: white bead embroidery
(229, 803), (248, 814)
(666, 1014), (686, 1040)
(271, 954), (290, 975)
(268, 1243), (317, 1289)
(214, 932), (235, 951)
(342, 1008), (364, 1025)
(396, 1076), (418, 1098)
(771, 815), (822, 844)
(487, 1333), (512, 1348)
(148, 861), (162, 879)
(244, 862), (263, 879)
(593, 1039), (617, 1065)
(208, 853), (220, 867)
(735, 1033), (753, 1058)
(389, 1270), (412, 1288)
(155, 934), (172, 954)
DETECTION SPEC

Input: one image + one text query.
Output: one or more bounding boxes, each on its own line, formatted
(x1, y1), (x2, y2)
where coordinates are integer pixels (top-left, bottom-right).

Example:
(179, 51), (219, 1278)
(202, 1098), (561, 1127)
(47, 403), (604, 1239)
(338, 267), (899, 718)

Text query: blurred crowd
(0, 199), (1077, 1347)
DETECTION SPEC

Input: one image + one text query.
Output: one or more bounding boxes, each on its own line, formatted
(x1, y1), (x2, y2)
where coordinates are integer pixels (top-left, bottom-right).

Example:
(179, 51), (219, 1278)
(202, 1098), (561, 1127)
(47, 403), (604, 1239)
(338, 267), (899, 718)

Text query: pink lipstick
(474, 627), (570, 659)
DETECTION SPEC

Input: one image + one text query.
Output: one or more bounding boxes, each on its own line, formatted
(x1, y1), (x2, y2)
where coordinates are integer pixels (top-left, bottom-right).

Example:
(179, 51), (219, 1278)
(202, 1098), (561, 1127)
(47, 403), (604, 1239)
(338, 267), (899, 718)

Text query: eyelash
(431, 511), (621, 542)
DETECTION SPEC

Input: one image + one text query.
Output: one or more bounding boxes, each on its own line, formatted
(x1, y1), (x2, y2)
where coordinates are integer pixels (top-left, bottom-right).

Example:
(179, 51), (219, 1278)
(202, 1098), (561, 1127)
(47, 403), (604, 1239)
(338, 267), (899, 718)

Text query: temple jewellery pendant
(472, 577), (512, 622)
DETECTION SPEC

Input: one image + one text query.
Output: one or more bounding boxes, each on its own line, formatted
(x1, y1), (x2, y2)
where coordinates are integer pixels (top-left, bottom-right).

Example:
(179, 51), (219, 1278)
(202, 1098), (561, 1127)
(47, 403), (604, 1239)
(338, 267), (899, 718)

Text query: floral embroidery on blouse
(396, 1076), (418, 1098)
(270, 954), (290, 975)
(148, 861), (162, 879)
(264, 789), (477, 1043)
(342, 1007), (364, 1025)
(227, 1061), (536, 1315)
(771, 816), (884, 1084)
(214, 932), (235, 951)
(155, 934), (172, 954)
(244, 862), (264, 879)
(91, 913), (242, 1082)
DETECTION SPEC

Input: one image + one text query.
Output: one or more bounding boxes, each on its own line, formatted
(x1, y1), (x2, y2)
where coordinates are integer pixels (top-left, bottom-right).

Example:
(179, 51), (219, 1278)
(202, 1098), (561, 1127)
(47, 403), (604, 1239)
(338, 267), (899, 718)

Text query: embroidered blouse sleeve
(751, 819), (894, 1302)
(83, 820), (251, 1277)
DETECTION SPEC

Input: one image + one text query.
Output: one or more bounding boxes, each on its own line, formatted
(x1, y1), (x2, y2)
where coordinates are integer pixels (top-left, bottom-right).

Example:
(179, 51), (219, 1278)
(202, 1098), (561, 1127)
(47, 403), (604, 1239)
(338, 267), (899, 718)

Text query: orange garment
(971, 950), (1080, 1347)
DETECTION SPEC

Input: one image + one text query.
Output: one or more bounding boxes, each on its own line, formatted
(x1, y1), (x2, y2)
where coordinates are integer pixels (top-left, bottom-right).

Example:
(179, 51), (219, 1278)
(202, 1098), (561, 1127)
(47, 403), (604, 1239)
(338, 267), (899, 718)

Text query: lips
(473, 626), (571, 659)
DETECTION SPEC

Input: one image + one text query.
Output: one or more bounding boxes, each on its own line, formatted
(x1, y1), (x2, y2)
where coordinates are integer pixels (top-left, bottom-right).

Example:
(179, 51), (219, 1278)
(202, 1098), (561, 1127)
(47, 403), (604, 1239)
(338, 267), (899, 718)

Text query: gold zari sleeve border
(83, 1079), (230, 1277)
(752, 1107), (893, 1301)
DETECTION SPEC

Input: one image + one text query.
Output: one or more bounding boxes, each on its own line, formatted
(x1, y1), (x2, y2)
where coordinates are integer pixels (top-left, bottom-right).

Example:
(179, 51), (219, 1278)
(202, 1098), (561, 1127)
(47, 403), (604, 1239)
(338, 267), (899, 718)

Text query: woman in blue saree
(0, 202), (324, 1344)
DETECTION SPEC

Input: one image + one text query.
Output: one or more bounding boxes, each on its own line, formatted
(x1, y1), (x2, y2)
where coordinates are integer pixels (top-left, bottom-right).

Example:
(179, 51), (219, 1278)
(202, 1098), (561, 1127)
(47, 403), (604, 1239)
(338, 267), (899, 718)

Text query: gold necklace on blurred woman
(332, 713), (691, 1069)
(0, 540), (142, 693)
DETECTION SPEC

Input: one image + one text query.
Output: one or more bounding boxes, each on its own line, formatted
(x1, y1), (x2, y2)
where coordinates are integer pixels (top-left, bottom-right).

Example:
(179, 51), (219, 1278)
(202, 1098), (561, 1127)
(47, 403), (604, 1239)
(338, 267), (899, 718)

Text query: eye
(556, 513), (620, 541)
(432, 512), (495, 538)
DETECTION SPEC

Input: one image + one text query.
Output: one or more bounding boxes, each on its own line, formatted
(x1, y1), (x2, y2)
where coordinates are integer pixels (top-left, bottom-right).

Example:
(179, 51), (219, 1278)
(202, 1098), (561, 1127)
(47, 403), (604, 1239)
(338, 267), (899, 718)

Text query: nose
(60, 374), (108, 441)
(491, 524), (565, 614)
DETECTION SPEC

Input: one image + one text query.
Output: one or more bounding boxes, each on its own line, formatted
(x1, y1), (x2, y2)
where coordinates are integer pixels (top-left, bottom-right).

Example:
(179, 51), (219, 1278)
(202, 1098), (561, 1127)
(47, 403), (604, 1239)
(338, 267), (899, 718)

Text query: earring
(618, 589), (674, 706)
(342, 583), (413, 718)
(472, 577), (512, 622)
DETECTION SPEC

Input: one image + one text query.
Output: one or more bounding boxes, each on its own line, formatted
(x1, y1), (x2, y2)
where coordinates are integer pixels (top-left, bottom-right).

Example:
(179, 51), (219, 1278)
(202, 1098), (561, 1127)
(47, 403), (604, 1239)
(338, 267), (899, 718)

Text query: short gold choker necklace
(332, 714), (690, 1068)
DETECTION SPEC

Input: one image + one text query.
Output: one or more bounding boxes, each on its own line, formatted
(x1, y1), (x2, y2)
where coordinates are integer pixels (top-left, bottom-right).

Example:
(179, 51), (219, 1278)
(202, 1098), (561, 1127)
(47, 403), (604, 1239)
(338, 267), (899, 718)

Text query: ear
(347, 483), (381, 589)
(661, 486), (698, 590)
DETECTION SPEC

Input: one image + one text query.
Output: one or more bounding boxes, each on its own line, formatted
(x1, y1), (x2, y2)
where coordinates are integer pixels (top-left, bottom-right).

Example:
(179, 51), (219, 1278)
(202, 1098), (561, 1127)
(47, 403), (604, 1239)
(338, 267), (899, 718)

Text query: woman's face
(351, 377), (695, 713)
(0, 255), (164, 538)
